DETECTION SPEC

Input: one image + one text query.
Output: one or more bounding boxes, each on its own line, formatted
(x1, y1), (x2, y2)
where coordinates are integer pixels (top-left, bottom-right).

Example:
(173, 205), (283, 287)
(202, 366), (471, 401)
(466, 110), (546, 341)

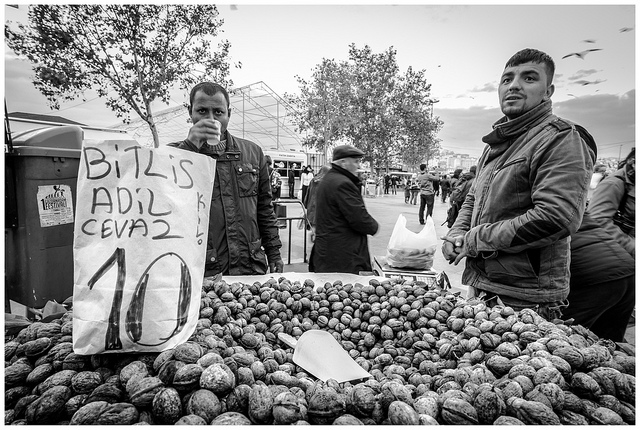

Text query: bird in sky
(562, 49), (603, 59)
(574, 79), (606, 86)
(619, 27), (634, 32)
(581, 39), (597, 43)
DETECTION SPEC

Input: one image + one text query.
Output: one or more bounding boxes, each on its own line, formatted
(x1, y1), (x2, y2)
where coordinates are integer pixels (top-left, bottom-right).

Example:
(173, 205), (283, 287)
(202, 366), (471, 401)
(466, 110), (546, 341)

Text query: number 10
(87, 247), (192, 351)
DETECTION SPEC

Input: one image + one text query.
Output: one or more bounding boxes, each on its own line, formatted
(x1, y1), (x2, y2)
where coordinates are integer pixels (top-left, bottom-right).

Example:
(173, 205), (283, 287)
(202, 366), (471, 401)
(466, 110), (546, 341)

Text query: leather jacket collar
(483, 101), (553, 146)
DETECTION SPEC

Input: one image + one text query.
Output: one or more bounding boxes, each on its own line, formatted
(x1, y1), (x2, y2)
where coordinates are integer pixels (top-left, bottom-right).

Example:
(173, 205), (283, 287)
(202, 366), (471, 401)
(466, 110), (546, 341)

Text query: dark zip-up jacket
(169, 132), (282, 276)
(570, 212), (635, 286)
(449, 101), (594, 303)
(588, 167), (635, 257)
(450, 171), (476, 206)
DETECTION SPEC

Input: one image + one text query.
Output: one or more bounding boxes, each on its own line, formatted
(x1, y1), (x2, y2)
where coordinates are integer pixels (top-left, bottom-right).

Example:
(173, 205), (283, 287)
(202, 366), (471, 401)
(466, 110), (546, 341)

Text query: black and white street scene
(4, 3), (636, 426)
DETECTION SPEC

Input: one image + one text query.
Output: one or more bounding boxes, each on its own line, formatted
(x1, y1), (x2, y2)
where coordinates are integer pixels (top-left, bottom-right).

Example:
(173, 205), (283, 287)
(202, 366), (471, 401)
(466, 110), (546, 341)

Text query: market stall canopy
(113, 81), (306, 152)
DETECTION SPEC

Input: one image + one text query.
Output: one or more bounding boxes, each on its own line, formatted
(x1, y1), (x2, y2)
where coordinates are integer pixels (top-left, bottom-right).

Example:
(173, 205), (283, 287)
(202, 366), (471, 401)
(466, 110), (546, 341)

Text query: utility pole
(430, 99), (440, 120)
(618, 144), (623, 165)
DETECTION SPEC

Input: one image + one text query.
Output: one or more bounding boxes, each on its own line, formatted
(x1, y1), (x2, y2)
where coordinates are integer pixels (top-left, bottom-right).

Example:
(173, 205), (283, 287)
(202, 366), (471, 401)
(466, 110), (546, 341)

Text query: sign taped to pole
(72, 140), (215, 355)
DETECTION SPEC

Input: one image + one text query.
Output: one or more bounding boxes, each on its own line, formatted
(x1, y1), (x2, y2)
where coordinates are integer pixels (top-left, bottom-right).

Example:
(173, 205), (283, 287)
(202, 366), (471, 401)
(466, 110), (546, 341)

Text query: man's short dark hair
(189, 82), (231, 109)
(470, 165), (477, 174)
(419, 163), (427, 171)
(505, 48), (555, 85)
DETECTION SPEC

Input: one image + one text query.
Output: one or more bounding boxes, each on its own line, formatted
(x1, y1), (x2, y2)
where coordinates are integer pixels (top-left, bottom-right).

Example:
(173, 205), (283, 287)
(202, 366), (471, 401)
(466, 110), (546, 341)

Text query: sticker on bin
(37, 184), (74, 227)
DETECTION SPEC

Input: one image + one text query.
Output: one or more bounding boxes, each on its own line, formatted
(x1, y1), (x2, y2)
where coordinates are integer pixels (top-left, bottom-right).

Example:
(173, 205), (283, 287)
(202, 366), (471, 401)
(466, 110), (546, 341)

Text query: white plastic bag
(386, 214), (438, 270)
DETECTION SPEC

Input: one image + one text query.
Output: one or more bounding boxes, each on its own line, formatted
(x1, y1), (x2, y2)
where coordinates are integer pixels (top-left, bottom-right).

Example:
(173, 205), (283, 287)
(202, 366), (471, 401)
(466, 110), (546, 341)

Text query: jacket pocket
(236, 163), (258, 197)
(492, 157), (529, 206)
(483, 251), (537, 282)
(498, 156), (527, 171)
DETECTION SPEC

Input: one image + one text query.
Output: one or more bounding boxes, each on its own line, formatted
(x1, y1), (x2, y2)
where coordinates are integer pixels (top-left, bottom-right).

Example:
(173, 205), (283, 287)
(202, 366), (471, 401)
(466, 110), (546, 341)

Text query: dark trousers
(288, 182), (295, 198)
(562, 275), (635, 342)
(410, 190), (418, 205)
(419, 194), (435, 224)
(273, 187), (281, 200)
(301, 185), (309, 204)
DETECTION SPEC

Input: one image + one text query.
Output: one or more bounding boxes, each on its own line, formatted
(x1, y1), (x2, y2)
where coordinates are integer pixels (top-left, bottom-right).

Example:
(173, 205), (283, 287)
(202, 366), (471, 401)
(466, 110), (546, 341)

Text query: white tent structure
(113, 81), (306, 152)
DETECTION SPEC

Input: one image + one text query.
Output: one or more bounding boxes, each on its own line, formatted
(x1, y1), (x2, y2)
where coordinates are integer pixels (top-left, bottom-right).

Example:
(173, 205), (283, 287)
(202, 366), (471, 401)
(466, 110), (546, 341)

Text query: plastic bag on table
(386, 214), (438, 270)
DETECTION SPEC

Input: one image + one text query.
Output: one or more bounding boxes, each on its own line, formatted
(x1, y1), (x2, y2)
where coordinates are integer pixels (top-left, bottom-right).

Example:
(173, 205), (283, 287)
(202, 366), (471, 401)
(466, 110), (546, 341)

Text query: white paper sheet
(72, 141), (214, 354)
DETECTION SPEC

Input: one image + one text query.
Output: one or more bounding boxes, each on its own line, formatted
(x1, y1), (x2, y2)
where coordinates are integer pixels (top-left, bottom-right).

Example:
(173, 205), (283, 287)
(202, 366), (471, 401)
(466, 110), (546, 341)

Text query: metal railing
(273, 198), (309, 265)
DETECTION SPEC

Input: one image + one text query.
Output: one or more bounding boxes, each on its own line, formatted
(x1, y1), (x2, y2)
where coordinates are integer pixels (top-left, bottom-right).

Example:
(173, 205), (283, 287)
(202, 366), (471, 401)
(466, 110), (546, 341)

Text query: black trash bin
(5, 125), (83, 309)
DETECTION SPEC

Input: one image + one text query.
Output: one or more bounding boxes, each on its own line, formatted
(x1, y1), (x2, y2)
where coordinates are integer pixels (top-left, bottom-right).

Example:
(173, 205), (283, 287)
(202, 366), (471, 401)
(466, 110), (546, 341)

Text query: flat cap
(333, 145), (365, 161)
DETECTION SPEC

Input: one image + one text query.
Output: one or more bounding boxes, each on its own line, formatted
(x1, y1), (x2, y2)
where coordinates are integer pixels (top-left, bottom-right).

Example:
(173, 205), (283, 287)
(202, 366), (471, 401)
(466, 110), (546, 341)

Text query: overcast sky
(3, 3), (636, 159)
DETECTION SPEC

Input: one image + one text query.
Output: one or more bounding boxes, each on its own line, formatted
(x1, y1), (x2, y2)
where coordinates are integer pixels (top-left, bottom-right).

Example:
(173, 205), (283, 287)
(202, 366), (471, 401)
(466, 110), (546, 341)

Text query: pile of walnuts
(5, 276), (636, 425)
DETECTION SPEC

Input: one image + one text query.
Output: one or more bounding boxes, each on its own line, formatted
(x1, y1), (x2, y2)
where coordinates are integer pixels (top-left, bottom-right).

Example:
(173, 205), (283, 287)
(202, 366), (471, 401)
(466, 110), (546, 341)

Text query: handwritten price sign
(72, 141), (215, 355)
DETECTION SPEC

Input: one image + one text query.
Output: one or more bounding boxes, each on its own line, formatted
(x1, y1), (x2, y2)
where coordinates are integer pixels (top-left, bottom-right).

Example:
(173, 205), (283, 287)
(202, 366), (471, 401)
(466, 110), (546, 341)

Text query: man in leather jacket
(169, 82), (283, 276)
(441, 48), (594, 320)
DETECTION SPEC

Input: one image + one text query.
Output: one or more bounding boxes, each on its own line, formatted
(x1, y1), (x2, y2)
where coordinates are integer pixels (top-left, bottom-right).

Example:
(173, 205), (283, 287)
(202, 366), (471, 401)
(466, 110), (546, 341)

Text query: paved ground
(279, 190), (464, 288)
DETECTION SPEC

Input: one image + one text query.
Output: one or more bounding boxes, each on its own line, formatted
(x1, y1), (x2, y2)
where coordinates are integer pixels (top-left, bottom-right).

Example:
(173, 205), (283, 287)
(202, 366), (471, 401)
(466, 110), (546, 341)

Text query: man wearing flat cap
(310, 145), (379, 274)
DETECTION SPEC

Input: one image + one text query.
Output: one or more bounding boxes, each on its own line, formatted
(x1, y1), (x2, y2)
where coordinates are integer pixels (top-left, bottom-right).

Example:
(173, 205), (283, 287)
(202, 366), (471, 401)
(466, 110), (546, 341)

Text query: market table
(5, 272), (636, 425)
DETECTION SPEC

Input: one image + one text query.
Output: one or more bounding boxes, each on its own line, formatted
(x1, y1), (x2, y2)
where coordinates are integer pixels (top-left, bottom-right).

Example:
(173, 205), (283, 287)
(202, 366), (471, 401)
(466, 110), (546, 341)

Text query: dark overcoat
(310, 164), (378, 274)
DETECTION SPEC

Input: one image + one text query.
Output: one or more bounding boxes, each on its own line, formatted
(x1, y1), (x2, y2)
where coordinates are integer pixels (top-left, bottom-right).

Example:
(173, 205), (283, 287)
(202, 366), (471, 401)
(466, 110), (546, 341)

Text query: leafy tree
(5, 4), (239, 147)
(285, 58), (352, 156)
(287, 44), (440, 172)
(395, 67), (442, 170)
(342, 44), (399, 171)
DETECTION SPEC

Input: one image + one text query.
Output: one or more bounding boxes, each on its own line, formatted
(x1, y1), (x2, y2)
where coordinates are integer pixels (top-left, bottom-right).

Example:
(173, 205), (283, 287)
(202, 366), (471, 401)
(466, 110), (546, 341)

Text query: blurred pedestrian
(288, 164), (296, 198)
(304, 165), (331, 268)
(432, 173), (440, 197)
(449, 166), (476, 209)
(440, 174), (451, 203)
(441, 48), (595, 318)
(300, 165), (314, 204)
(563, 211), (635, 342)
(310, 145), (379, 274)
(450, 168), (463, 190)
(390, 175), (398, 195)
(588, 148), (635, 257)
(417, 163), (437, 224)
(267, 155), (282, 201)
(403, 177), (411, 203)
(409, 174), (420, 205)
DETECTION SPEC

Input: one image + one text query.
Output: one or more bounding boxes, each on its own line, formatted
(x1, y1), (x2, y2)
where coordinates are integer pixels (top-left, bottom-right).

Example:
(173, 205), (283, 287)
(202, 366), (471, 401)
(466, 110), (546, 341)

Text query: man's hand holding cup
(186, 119), (222, 149)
